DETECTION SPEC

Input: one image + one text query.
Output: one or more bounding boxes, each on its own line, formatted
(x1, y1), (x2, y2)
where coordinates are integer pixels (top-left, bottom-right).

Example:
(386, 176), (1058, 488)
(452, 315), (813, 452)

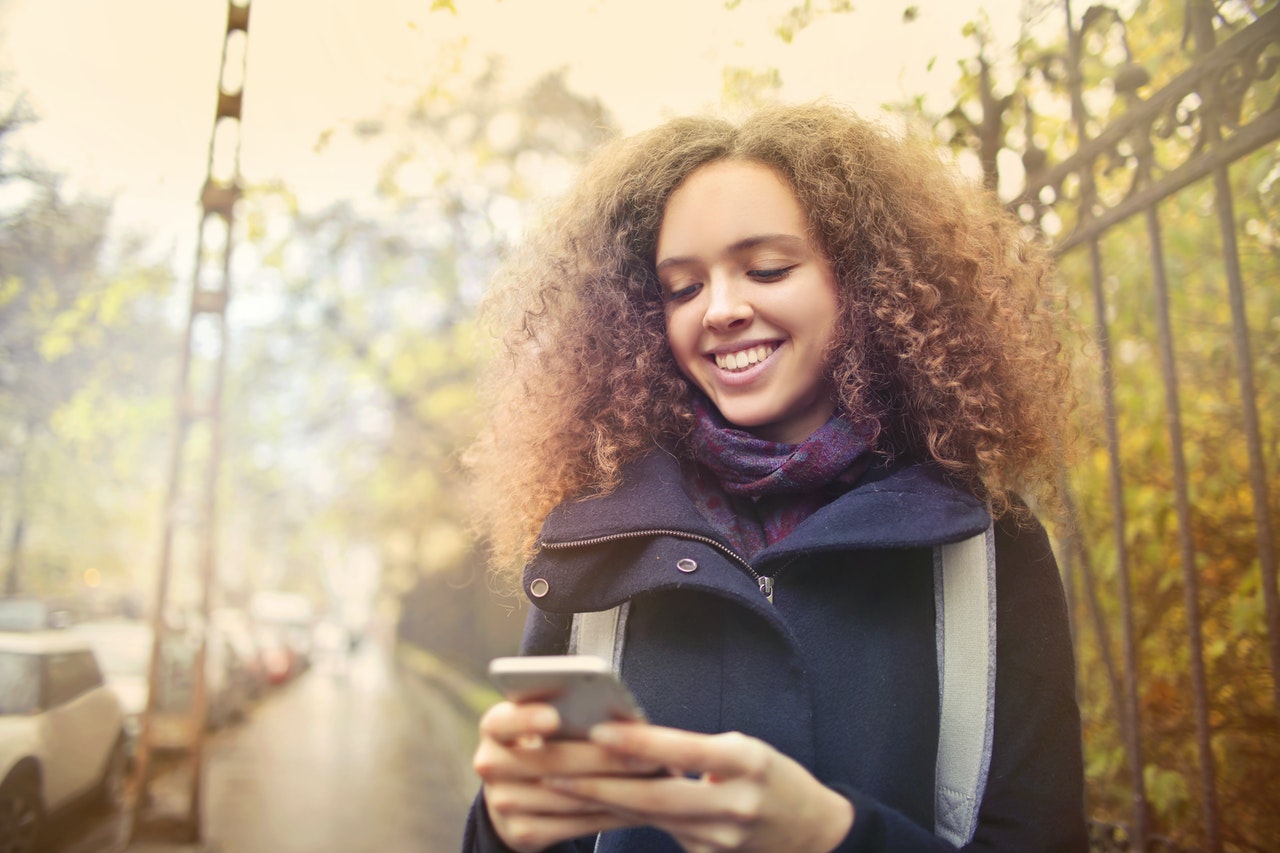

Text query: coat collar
(526, 452), (991, 615)
(538, 451), (990, 553)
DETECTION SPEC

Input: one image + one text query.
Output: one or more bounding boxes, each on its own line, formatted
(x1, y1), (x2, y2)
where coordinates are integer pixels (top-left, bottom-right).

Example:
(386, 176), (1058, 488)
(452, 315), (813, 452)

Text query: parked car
(200, 622), (250, 727)
(252, 624), (299, 685)
(70, 620), (153, 742)
(250, 591), (316, 683)
(0, 630), (130, 852)
(212, 608), (268, 701)
(0, 596), (78, 632)
(72, 617), (247, 740)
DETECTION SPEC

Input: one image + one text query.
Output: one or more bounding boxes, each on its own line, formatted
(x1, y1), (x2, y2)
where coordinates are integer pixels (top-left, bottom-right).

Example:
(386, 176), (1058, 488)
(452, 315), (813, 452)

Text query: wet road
(202, 643), (480, 853)
(45, 641), (482, 853)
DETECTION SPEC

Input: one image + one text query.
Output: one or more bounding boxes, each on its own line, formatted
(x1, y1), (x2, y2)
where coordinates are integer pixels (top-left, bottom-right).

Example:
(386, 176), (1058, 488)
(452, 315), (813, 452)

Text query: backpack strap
(569, 601), (630, 674)
(568, 527), (997, 845)
(933, 525), (998, 845)
(569, 604), (630, 853)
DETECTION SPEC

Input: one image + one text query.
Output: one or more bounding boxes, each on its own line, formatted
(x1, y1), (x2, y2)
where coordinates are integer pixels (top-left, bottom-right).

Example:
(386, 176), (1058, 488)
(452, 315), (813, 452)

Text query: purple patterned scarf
(685, 397), (873, 559)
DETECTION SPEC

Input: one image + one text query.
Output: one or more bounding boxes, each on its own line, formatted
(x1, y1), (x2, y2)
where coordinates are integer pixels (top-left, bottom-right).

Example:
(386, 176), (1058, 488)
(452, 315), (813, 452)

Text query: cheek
(819, 313), (841, 352)
(813, 286), (842, 351)
(664, 315), (705, 384)
(664, 311), (695, 359)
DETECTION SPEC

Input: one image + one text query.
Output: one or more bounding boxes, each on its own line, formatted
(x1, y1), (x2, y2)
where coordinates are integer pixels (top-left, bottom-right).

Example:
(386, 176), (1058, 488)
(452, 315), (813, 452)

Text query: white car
(71, 620), (152, 741)
(74, 617), (246, 736)
(0, 630), (130, 852)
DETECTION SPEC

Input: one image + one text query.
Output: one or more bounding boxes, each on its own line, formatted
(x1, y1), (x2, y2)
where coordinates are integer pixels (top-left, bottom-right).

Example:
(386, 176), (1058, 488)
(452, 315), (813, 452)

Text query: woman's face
(657, 159), (840, 444)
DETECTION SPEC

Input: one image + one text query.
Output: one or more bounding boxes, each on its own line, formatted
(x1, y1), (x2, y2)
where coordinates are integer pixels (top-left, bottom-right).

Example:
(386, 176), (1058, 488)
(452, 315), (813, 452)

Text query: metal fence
(1001, 2), (1279, 851)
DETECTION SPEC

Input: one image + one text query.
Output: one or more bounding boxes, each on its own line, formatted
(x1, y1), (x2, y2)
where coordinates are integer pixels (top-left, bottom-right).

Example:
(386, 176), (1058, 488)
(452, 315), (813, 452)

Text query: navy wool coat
(463, 453), (1087, 852)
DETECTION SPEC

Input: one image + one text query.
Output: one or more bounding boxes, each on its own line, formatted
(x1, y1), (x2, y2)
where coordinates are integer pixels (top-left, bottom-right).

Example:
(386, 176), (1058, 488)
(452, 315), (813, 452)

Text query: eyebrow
(655, 233), (808, 273)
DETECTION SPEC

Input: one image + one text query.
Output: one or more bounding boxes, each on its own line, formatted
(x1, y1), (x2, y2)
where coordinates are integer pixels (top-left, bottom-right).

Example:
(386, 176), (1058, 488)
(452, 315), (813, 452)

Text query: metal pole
(129, 1), (250, 842)
(1140, 176), (1223, 853)
(1187, 0), (1280, 719)
(1063, 1), (1150, 845)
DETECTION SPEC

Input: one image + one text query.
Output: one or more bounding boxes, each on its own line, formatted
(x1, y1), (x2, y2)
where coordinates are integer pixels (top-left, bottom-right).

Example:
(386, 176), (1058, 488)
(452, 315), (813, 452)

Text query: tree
(0, 90), (179, 598)
(224, 59), (616, 667)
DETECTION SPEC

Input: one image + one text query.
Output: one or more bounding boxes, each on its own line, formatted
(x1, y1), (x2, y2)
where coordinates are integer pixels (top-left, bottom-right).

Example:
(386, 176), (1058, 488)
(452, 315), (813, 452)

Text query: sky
(0, 0), (1032, 259)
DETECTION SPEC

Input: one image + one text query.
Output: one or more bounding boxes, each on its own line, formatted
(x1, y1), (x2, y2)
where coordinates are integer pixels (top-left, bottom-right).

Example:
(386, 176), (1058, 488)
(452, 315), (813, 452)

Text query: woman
(463, 102), (1086, 852)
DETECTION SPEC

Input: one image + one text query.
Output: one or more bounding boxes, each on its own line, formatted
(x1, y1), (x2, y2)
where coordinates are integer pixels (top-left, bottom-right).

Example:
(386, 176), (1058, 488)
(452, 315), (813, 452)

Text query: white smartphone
(488, 654), (646, 739)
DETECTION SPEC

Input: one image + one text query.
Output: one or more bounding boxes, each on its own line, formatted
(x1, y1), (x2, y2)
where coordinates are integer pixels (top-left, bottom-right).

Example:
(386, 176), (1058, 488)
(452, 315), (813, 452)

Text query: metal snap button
(529, 578), (550, 598)
(676, 558), (698, 573)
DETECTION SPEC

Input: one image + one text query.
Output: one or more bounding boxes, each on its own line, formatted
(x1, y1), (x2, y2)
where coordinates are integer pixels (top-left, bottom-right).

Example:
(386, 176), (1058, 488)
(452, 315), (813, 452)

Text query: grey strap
(933, 526), (997, 845)
(568, 601), (629, 674)
(568, 604), (630, 853)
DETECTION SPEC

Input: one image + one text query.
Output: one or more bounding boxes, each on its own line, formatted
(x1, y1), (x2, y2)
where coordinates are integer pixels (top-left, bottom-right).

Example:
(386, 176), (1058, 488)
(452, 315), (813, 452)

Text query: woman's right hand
(473, 700), (661, 852)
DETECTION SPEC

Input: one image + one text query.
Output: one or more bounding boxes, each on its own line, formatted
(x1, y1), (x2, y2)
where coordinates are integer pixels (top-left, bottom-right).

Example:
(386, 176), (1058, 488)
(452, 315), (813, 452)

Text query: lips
(712, 343), (777, 372)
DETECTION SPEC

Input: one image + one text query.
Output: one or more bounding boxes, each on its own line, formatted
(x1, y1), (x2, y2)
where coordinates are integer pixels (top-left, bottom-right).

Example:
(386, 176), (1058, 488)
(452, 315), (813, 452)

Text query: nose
(702, 276), (753, 331)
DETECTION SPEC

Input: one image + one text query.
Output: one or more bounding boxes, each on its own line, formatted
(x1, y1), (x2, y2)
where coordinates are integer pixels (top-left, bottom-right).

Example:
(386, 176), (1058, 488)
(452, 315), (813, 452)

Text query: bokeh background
(0, 1), (1276, 850)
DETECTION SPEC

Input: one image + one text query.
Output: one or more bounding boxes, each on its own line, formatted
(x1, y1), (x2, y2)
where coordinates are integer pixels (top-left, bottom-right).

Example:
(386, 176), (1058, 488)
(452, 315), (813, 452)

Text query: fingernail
(530, 706), (560, 730)
(588, 724), (623, 745)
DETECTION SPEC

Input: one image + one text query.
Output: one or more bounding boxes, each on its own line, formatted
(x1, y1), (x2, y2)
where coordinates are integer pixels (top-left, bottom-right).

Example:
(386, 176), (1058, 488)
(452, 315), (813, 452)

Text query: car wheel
(95, 738), (130, 813)
(0, 773), (44, 853)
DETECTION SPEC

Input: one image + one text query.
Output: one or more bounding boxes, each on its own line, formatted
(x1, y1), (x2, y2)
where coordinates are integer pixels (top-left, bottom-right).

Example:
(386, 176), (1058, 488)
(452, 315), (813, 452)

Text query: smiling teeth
(715, 344), (776, 371)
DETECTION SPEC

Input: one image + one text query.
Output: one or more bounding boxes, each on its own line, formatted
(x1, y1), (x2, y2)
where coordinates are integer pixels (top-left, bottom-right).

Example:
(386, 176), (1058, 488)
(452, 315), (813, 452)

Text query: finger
(486, 779), (617, 818)
(479, 700), (561, 743)
(486, 783), (645, 853)
(490, 809), (638, 853)
(543, 773), (731, 820)
(589, 724), (768, 780)
(475, 737), (667, 783)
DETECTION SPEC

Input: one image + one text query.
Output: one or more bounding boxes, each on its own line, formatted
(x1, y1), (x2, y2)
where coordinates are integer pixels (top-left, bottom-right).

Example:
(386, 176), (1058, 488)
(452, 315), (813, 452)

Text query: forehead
(657, 160), (808, 258)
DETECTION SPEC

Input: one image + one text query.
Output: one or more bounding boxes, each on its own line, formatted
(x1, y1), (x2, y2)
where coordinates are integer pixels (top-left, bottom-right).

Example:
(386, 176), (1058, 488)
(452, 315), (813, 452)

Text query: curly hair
(466, 102), (1073, 585)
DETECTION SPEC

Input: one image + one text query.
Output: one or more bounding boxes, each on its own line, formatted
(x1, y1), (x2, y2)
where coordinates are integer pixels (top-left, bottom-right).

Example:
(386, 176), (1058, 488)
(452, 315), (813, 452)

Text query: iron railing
(995, 2), (1278, 851)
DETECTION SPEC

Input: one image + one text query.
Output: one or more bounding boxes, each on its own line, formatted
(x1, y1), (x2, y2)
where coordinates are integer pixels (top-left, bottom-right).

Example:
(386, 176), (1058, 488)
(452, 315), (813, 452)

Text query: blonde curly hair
(466, 102), (1073, 586)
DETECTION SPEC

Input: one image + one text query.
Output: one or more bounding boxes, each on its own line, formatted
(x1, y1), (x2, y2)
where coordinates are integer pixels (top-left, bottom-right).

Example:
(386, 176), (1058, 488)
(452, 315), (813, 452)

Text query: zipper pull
(758, 576), (774, 603)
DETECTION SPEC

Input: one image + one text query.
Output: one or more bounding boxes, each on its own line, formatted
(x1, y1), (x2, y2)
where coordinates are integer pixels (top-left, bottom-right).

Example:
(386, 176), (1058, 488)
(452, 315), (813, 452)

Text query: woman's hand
(543, 723), (855, 853)
(472, 700), (664, 852)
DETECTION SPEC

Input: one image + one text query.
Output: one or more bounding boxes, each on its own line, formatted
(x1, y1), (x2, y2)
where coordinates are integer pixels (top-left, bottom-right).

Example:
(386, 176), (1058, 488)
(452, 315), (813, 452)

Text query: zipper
(541, 528), (779, 603)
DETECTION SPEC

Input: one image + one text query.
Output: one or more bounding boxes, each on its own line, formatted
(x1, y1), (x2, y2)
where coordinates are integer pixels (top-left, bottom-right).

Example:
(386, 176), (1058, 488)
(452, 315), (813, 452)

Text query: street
(46, 640), (482, 853)
(205, 638), (480, 853)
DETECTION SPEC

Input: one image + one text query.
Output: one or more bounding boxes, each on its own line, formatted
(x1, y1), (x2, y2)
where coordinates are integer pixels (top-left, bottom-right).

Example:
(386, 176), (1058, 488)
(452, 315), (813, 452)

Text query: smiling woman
(461, 102), (1084, 853)
(657, 160), (841, 444)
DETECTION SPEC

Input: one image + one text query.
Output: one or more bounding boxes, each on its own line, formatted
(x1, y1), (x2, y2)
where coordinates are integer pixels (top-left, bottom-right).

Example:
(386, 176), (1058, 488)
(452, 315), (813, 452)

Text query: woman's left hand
(543, 722), (854, 853)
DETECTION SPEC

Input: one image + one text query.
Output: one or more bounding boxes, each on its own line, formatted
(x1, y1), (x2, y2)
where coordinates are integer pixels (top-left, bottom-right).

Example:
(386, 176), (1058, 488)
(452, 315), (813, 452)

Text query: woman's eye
(664, 282), (702, 303)
(748, 265), (796, 282)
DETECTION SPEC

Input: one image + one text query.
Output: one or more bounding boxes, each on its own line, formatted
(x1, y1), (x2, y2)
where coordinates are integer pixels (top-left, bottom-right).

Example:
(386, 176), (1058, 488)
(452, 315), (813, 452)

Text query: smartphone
(488, 654), (646, 739)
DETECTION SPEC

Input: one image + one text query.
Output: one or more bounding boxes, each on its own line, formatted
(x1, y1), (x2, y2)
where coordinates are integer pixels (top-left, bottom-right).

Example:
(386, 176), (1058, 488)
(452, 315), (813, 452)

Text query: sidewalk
(394, 642), (499, 720)
(121, 642), (490, 853)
